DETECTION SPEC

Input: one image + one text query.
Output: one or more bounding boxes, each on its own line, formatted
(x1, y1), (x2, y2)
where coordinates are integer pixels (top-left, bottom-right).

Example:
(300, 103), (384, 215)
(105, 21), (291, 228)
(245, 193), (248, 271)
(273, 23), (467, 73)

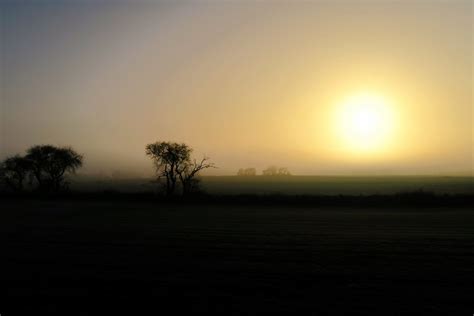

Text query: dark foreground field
(1, 199), (473, 315)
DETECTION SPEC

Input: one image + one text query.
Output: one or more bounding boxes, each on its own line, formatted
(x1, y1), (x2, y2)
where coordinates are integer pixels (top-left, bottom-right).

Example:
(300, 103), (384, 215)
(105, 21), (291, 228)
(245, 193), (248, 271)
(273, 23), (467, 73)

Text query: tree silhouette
(237, 168), (257, 176)
(262, 166), (279, 176)
(0, 155), (32, 192)
(177, 157), (215, 195)
(146, 141), (214, 196)
(262, 166), (291, 176)
(277, 167), (291, 176)
(25, 145), (83, 192)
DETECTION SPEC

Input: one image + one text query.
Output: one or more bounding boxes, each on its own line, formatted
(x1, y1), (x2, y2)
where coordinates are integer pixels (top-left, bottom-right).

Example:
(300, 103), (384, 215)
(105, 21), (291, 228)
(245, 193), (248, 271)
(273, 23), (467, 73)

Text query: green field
(1, 199), (473, 315)
(73, 175), (473, 195)
(201, 176), (473, 195)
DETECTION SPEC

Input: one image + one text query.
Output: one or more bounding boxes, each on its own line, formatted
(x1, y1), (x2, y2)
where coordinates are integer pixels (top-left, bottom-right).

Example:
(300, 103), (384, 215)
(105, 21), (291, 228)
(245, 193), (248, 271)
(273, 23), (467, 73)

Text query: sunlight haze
(1, 1), (472, 176)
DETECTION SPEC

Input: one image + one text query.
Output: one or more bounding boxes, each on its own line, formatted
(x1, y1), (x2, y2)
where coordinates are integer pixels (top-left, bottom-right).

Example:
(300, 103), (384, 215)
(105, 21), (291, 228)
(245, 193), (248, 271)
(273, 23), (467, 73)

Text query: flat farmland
(72, 176), (473, 195)
(1, 199), (473, 315)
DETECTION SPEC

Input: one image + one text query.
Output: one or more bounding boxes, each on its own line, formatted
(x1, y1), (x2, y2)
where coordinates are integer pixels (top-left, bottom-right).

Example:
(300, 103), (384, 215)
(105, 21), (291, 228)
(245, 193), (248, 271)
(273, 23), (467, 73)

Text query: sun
(335, 93), (395, 154)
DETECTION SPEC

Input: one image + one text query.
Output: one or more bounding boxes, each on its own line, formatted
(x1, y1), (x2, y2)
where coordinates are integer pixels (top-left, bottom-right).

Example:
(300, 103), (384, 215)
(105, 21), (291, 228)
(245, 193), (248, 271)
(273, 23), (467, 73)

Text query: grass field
(201, 176), (474, 195)
(72, 175), (473, 195)
(1, 199), (473, 315)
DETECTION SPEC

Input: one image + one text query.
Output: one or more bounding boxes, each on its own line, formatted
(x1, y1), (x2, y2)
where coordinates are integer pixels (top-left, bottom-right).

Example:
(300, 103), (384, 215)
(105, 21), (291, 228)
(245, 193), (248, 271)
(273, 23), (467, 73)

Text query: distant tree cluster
(237, 166), (291, 176)
(237, 168), (257, 176)
(262, 166), (291, 176)
(146, 141), (215, 196)
(0, 145), (83, 193)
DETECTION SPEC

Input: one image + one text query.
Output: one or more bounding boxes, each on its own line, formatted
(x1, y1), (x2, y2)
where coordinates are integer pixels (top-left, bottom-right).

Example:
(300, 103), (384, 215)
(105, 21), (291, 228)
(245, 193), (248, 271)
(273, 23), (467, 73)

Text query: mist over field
(70, 175), (473, 195)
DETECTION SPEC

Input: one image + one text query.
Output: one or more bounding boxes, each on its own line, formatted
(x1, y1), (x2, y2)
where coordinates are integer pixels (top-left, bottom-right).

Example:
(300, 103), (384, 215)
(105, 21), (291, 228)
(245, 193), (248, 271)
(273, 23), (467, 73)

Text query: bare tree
(146, 141), (214, 196)
(146, 142), (190, 195)
(177, 157), (215, 195)
(25, 145), (83, 192)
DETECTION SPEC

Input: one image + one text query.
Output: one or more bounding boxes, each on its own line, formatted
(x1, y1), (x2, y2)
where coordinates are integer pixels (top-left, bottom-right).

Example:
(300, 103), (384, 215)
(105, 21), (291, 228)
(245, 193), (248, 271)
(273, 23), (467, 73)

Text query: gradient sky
(1, 0), (472, 176)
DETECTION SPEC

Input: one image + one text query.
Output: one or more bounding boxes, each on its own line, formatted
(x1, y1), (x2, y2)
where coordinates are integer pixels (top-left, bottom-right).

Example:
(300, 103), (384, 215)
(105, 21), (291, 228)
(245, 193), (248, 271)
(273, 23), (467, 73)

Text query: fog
(1, 1), (472, 176)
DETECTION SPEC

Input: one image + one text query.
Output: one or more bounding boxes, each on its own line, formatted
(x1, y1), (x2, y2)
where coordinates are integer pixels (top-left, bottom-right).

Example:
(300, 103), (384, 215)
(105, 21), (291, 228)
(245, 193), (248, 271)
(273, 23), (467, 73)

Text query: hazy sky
(1, 0), (472, 176)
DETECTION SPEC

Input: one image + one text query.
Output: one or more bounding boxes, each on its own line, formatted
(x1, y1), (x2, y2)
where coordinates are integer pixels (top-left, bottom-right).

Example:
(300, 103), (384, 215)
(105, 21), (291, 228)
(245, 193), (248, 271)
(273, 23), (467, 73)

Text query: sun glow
(335, 93), (396, 154)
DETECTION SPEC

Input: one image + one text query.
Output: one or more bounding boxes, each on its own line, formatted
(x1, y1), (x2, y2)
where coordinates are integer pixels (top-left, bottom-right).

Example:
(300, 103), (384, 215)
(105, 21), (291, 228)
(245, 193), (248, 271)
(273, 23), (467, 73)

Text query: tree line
(0, 141), (214, 196)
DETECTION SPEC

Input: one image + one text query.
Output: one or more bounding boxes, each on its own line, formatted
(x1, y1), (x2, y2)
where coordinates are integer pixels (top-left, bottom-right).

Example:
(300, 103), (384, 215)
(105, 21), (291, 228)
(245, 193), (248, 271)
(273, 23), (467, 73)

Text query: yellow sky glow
(1, 1), (472, 176)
